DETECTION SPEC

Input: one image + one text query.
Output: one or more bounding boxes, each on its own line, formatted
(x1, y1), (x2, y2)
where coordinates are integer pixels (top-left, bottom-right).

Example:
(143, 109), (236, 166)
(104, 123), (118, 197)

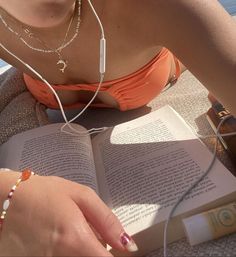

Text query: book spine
(207, 94), (236, 161)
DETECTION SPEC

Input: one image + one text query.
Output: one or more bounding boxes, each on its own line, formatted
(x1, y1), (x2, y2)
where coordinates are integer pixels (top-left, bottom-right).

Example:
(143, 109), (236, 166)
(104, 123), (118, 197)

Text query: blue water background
(0, 59), (7, 67)
(220, 0), (236, 14)
(0, 0), (236, 67)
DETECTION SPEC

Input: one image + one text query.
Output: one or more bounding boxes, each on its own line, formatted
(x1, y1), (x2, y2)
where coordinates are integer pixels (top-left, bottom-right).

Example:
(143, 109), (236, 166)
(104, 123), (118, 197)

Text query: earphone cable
(0, 0), (106, 136)
(163, 114), (235, 257)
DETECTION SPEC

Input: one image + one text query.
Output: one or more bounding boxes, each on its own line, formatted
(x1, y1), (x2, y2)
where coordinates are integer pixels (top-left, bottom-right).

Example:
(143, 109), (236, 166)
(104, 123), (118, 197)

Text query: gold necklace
(0, 0), (82, 73)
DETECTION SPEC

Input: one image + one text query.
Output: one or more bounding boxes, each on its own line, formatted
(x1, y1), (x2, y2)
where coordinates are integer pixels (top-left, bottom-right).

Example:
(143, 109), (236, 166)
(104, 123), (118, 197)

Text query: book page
(92, 106), (236, 235)
(0, 123), (99, 193)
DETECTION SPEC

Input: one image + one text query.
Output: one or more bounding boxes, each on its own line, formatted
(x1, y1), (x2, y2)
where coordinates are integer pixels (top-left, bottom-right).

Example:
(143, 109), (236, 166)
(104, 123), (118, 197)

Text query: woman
(0, 0), (235, 256)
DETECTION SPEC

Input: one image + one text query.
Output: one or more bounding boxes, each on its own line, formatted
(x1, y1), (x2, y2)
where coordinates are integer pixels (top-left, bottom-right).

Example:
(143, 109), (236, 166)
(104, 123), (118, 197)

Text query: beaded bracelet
(0, 169), (35, 232)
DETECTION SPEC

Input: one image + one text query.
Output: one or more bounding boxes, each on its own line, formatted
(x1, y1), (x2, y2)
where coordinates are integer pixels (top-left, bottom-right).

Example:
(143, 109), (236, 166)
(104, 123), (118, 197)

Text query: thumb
(71, 186), (138, 253)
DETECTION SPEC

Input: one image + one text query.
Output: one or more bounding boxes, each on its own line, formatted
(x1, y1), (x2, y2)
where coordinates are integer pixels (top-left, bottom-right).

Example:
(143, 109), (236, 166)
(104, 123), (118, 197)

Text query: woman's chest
(0, 1), (161, 84)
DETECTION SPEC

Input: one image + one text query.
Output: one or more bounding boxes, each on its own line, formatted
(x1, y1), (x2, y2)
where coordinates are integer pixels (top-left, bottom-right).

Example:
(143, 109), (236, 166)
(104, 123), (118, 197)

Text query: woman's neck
(0, 0), (76, 28)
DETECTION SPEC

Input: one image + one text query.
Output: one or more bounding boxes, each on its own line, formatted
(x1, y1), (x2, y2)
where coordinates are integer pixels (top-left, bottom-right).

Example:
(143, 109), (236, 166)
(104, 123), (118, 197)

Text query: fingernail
(120, 232), (138, 252)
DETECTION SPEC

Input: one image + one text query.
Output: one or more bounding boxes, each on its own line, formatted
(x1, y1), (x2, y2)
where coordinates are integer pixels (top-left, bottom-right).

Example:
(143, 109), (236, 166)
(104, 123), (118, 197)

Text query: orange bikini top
(23, 47), (180, 111)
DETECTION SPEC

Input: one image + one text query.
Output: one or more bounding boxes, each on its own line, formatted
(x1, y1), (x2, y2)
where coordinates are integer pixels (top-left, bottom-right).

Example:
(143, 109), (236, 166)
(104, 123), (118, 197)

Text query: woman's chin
(0, 0), (76, 29)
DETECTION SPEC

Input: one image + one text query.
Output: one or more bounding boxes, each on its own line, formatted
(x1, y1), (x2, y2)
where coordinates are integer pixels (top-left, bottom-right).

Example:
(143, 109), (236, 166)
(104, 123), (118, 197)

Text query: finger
(89, 223), (107, 247)
(70, 186), (138, 253)
(54, 199), (113, 257)
(74, 214), (113, 257)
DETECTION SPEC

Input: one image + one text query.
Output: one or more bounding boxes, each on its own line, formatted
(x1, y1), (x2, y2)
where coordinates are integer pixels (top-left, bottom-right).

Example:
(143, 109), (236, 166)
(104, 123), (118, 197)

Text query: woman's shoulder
(120, 0), (222, 46)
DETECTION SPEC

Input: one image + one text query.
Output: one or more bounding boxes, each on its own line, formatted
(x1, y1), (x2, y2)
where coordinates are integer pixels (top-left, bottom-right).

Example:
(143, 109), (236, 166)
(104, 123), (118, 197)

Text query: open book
(0, 105), (236, 256)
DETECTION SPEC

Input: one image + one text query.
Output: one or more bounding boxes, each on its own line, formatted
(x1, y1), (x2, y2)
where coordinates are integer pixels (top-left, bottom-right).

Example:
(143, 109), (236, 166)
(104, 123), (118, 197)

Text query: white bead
(0, 168), (11, 172)
(3, 199), (10, 211)
(9, 192), (13, 197)
(12, 185), (17, 190)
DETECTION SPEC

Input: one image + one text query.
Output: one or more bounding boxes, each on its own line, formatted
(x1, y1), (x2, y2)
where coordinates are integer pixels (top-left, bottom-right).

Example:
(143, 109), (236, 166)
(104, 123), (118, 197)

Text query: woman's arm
(153, 0), (236, 114)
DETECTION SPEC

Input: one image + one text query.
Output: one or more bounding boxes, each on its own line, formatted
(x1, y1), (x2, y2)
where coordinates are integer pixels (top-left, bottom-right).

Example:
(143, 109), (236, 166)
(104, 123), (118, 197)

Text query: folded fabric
(0, 68), (49, 145)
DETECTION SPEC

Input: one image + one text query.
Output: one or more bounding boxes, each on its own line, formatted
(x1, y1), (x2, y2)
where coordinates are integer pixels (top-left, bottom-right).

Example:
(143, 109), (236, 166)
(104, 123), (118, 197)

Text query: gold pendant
(57, 60), (68, 73)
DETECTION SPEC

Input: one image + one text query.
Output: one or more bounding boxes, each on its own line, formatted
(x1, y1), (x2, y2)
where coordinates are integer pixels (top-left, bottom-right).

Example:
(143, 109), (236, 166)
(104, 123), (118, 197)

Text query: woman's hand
(0, 170), (137, 256)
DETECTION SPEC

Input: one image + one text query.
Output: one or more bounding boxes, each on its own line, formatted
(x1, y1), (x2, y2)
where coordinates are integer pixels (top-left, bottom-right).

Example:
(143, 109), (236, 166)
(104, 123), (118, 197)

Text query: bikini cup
(23, 48), (182, 111)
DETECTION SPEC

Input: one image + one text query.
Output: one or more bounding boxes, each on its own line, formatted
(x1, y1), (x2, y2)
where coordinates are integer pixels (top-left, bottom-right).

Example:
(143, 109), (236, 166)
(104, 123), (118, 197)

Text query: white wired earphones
(0, 0), (107, 136)
(61, 0), (107, 136)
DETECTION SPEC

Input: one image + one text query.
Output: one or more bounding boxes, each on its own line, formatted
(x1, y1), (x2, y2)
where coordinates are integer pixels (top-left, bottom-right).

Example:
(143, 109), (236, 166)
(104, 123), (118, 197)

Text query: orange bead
(21, 169), (32, 181)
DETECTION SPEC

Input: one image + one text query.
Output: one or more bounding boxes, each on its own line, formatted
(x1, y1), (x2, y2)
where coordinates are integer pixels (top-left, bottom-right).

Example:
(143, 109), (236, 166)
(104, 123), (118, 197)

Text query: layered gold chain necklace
(0, 0), (82, 73)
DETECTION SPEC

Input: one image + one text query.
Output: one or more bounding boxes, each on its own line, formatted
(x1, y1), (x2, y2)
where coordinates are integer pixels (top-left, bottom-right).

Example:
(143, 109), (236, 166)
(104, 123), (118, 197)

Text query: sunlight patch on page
(113, 203), (162, 233)
(110, 120), (195, 145)
(109, 106), (197, 145)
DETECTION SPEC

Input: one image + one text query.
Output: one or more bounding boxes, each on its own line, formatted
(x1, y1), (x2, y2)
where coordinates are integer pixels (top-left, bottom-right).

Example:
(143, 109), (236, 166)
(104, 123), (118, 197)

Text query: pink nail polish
(120, 232), (138, 252)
